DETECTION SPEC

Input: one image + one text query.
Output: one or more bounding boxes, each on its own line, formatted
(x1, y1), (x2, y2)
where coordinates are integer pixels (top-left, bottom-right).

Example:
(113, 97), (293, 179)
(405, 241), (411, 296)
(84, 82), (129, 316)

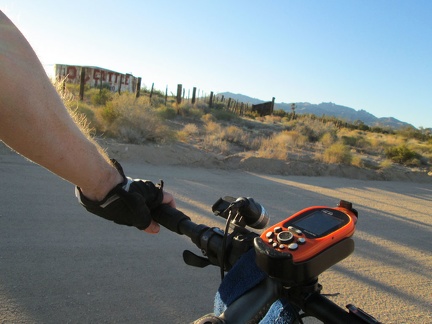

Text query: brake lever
(183, 250), (211, 268)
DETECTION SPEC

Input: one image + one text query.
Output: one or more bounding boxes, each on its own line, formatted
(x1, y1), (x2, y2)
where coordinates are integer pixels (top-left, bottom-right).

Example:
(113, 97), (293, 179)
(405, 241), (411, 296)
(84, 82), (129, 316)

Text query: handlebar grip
(153, 204), (191, 234)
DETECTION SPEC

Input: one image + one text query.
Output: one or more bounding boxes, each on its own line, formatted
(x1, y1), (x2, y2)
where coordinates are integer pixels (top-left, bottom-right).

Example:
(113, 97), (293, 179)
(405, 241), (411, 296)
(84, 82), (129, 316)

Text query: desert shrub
(256, 131), (307, 160)
(183, 123), (199, 135)
(341, 136), (358, 146)
(112, 111), (174, 144)
(177, 123), (199, 142)
(211, 109), (238, 121)
(320, 132), (337, 147)
(100, 93), (174, 143)
(74, 101), (95, 121)
(367, 133), (404, 154)
(385, 145), (422, 166)
(91, 88), (112, 106)
(211, 102), (227, 110)
(263, 115), (282, 124)
(202, 134), (230, 154)
(397, 126), (430, 141)
(281, 130), (308, 148)
(340, 135), (371, 151)
(156, 105), (177, 120)
(281, 116), (291, 124)
(244, 110), (260, 119)
(205, 121), (222, 134)
(201, 113), (216, 123)
(65, 83), (82, 95)
(256, 131), (304, 160)
(294, 117), (337, 142)
(179, 103), (205, 119)
(321, 142), (352, 164)
(273, 109), (288, 117)
(101, 102), (120, 124)
(257, 137), (288, 160)
(380, 159), (393, 169)
(221, 125), (246, 144)
(351, 155), (364, 168)
(249, 137), (263, 150)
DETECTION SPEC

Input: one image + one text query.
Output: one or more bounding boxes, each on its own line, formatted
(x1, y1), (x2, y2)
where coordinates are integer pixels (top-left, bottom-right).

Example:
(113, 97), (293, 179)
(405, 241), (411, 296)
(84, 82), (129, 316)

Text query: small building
(251, 101), (274, 117)
(54, 64), (138, 93)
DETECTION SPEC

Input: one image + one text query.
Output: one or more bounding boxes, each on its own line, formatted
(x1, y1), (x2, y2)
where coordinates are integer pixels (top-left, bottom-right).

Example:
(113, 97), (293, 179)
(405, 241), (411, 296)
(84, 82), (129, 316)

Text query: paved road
(0, 153), (431, 323)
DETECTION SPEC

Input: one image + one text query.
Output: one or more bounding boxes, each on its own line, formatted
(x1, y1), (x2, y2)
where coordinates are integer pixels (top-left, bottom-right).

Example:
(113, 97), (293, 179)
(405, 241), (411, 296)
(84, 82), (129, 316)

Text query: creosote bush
(320, 142), (352, 165)
(385, 145), (422, 166)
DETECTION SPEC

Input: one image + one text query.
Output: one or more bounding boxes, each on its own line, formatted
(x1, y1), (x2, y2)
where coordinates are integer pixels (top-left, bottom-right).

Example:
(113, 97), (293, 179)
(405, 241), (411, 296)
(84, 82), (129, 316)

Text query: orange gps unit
(254, 200), (358, 285)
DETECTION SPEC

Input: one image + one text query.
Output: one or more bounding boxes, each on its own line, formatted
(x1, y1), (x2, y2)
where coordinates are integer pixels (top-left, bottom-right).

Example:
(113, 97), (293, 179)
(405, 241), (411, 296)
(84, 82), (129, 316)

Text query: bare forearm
(0, 11), (122, 200)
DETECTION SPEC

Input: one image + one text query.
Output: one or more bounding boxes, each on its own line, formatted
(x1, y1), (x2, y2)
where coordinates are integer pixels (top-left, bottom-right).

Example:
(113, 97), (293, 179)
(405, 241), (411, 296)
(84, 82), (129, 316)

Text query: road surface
(0, 152), (431, 323)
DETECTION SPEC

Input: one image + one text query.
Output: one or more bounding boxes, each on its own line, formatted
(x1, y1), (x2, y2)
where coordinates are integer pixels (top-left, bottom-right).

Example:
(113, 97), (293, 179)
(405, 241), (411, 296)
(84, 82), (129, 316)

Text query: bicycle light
(236, 197), (269, 229)
(212, 196), (269, 229)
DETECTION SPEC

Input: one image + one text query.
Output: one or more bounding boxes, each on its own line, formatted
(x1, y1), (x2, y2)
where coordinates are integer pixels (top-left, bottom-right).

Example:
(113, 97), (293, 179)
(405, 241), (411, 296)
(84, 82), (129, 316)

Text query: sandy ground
(0, 142), (431, 323)
(102, 141), (432, 184)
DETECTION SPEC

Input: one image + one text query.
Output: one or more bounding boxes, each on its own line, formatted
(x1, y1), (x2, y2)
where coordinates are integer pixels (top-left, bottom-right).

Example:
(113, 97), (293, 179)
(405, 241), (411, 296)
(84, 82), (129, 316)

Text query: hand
(76, 160), (176, 233)
(145, 191), (176, 234)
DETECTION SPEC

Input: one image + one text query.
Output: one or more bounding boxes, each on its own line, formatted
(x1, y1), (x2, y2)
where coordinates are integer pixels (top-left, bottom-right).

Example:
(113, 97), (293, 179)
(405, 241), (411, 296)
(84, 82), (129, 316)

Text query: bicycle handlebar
(153, 204), (380, 324)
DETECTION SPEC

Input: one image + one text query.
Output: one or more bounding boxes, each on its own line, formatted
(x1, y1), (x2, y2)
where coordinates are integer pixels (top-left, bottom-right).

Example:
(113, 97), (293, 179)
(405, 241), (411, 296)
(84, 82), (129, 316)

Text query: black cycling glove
(75, 159), (164, 230)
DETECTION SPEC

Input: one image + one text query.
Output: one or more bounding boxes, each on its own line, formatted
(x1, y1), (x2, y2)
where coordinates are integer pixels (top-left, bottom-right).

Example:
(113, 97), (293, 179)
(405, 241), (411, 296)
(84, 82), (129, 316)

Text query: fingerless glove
(76, 160), (163, 230)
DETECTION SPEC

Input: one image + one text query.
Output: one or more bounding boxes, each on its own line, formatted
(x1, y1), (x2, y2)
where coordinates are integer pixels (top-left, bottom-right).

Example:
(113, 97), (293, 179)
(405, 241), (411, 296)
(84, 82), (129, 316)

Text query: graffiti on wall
(54, 64), (138, 93)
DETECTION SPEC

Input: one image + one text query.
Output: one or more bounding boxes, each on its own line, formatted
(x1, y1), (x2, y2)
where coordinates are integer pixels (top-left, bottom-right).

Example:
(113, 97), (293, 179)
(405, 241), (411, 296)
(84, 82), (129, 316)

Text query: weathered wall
(54, 64), (138, 93)
(252, 101), (274, 117)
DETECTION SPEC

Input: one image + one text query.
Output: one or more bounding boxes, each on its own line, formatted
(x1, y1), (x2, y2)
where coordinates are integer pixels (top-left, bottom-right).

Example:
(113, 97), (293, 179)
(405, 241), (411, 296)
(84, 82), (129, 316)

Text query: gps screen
(291, 210), (345, 237)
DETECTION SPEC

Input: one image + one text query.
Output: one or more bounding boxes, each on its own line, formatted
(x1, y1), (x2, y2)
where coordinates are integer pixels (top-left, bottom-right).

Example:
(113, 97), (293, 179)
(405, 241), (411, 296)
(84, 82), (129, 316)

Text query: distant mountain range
(218, 92), (413, 129)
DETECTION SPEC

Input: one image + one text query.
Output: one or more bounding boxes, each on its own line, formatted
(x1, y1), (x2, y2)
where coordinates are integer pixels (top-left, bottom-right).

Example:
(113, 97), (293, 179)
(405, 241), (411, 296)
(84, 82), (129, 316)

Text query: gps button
(288, 243), (298, 251)
(277, 231), (294, 244)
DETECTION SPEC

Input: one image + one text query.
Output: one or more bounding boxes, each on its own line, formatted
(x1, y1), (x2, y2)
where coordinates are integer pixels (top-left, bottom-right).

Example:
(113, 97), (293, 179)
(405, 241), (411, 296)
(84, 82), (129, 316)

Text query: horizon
(1, 1), (431, 128)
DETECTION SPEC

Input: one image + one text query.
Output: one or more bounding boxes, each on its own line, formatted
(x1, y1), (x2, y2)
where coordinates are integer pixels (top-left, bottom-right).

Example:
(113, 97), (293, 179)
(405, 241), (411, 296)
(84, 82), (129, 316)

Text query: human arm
(0, 11), (174, 233)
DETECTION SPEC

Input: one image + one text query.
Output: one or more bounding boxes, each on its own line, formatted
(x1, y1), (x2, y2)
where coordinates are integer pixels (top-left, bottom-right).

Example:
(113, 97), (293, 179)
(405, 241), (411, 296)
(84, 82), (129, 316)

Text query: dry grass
(97, 93), (175, 143)
(177, 123), (199, 142)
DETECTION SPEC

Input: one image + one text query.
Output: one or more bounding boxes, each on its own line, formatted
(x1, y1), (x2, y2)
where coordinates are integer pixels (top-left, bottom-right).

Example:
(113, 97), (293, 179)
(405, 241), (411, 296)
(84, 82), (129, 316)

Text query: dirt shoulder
(99, 139), (432, 183)
(1, 138), (430, 183)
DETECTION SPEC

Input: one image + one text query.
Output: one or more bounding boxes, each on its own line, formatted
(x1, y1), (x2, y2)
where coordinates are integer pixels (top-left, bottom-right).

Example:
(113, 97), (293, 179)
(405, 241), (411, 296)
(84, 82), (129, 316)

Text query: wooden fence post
(176, 84), (182, 104)
(209, 91), (214, 107)
(192, 87), (197, 104)
(135, 77), (142, 98)
(62, 76), (66, 94)
(271, 97), (275, 115)
(149, 82), (154, 104)
(79, 67), (85, 101)
(118, 75), (123, 95)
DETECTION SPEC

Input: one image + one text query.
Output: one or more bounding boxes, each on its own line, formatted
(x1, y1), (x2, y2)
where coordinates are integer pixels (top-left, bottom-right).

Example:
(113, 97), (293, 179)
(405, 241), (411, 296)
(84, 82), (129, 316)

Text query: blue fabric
(214, 249), (296, 323)
(260, 299), (297, 324)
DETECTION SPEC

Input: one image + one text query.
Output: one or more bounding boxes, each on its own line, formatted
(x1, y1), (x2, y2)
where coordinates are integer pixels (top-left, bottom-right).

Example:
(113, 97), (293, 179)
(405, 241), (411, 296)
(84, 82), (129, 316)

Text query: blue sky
(1, 0), (431, 128)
